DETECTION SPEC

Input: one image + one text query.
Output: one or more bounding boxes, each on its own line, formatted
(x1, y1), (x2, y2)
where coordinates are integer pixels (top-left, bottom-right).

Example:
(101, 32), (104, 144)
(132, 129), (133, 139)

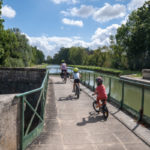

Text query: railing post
(88, 72), (90, 87)
(21, 96), (25, 150)
(93, 74), (96, 91)
(108, 77), (111, 102)
(81, 72), (83, 84)
(120, 81), (124, 109)
(85, 72), (86, 85)
(138, 86), (144, 122)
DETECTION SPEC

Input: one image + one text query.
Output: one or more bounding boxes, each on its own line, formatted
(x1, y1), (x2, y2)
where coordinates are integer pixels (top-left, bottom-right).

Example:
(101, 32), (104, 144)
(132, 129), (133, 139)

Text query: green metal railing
(47, 66), (150, 124)
(80, 71), (150, 124)
(16, 70), (49, 150)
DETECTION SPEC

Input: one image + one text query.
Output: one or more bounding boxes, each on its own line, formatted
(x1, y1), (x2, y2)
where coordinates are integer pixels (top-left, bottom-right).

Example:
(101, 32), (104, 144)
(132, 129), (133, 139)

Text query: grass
(69, 65), (141, 77)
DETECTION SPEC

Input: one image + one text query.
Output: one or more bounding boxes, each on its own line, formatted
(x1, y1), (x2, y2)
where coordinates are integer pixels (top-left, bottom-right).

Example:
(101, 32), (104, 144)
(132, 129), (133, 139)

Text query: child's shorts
(74, 79), (80, 83)
(96, 98), (107, 105)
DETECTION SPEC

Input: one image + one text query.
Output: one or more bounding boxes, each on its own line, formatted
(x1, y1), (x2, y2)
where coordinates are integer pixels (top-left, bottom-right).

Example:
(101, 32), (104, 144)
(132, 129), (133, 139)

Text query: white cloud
(121, 14), (129, 24)
(62, 18), (83, 27)
(61, 5), (95, 18)
(61, 3), (126, 23)
(128, 0), (148, 11)
(2, 5), (16, 18)
(51, 0), (78, 4)
(92, 24), (120, 46)
(26, 24), (119, 57)
(93, 3), (126, 22)
(26, 35), (88, 56)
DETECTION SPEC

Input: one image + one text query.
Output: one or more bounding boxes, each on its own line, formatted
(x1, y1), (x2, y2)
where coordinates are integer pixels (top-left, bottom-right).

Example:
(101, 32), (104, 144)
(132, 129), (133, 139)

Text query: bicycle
(75, 83), (80, 99)
(61, 70), (67, 83)
(92, 95), (109, 120)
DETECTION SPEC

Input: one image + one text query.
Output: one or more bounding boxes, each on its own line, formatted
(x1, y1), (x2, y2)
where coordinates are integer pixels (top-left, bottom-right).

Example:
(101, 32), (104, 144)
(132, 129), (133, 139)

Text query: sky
(1, 0), (148, 57)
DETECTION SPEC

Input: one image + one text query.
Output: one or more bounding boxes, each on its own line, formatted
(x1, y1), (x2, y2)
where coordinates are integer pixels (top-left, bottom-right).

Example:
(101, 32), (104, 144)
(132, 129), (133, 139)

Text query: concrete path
(27, 76), (150, 150)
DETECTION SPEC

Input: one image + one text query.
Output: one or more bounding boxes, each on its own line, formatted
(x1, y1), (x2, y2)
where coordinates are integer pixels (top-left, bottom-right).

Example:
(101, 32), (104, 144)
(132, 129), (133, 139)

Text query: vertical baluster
(85, 72), (86, 85)
(88, 72), (90, 87)
(120, 81), (124, 109)
(108, 77), (111, 102)
(93, 74), (96, 91)
(138, 86), (144, 122)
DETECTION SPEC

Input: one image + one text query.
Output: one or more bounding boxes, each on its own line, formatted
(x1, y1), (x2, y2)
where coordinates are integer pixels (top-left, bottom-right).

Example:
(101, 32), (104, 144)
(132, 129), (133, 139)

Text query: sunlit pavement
(27, 76), (150, 150)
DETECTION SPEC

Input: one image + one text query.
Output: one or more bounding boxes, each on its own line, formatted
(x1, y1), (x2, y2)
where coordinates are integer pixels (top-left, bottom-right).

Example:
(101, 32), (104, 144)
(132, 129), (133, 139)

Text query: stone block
(142, 69), (150, 80)
(0, 95), (21, 150)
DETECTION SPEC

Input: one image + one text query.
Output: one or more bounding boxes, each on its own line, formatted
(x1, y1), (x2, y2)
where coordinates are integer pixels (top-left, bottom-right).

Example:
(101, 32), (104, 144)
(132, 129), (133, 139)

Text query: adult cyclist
(60, 60), (67, 78)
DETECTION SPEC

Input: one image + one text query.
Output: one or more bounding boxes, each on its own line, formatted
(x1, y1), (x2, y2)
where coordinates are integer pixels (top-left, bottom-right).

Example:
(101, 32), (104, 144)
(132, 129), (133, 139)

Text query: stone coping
(0, 94), (16, 114)
(0, 67), (46, 72)
(120, 75), (150, 85)
(142, 69), (150, 73)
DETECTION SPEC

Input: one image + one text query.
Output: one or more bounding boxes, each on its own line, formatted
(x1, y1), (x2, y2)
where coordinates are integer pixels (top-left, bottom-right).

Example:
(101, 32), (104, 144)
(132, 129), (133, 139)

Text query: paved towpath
(27, 76), (150, 150)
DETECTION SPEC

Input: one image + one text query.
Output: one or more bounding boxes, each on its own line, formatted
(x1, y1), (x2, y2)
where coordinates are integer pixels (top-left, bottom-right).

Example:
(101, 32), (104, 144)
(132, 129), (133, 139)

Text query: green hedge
(69, 65), (141, 76)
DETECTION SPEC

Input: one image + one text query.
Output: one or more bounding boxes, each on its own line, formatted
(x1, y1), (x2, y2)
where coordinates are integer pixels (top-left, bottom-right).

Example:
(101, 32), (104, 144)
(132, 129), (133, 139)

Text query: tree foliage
(115, 1), (150, 70)
(0, 1), (45, 67)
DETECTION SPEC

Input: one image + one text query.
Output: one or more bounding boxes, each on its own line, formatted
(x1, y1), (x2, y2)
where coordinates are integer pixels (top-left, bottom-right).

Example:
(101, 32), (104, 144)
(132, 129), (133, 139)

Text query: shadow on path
(53, 81), (64, 84)
(76, 111), (106, 126)
(58, 94), (78, 101)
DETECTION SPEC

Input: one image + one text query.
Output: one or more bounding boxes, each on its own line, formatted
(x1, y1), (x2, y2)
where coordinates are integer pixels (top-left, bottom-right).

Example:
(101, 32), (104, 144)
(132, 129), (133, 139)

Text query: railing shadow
(58, 94), (78, 101)
(53, 81), (64, 84)
(76, 111), (106, 126)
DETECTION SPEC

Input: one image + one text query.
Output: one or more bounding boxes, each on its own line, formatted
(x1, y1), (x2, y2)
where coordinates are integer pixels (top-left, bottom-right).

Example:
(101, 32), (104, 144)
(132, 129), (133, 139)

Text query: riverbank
(69, 65), (141, 76)
(33, 64), (142, 77)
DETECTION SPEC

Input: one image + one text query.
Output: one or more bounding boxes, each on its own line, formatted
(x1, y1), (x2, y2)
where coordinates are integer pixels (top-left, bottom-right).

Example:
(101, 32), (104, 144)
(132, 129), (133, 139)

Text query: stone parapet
(120, 75), (150, 85)
(0, 95), (21, 150)
(142, 69), (150, 80)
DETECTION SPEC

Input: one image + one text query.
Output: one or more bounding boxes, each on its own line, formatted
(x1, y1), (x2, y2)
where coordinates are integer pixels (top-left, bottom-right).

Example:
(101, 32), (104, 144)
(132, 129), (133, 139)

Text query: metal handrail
(15, 70), (49, 150)
(48, 66), (150, 124)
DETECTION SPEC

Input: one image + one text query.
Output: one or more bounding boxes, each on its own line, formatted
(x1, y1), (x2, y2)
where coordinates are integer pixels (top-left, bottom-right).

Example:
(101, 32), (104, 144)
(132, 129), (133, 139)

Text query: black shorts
(74, 79), (80, 83)
(62, 70), (67, 73)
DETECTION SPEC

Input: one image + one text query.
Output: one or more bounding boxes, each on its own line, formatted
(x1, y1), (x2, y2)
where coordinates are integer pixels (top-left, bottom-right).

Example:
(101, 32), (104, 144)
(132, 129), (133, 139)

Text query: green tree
(68, 47), (87, 65)
(116, 1), (150, 70)
(46, 55), (52, 64)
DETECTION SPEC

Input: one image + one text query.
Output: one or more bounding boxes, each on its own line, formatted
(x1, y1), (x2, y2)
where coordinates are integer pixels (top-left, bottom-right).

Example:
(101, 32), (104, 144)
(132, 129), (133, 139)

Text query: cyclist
(60, 60), (67, 78)
(93, 77), (107, 108)
(72, 68), (80, 92)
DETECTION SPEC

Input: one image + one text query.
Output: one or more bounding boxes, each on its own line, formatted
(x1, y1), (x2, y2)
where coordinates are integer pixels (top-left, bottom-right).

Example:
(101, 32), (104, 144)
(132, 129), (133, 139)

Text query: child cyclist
(93, 77), (107, 108)
(72, 68), (81, 92)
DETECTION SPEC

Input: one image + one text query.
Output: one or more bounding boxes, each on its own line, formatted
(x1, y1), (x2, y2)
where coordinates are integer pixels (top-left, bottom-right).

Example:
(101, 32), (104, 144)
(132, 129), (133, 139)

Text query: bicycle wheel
(93, 101), (100, 113)
(102, 105), (109, 119)
(63, 72), (67, 83)
(75, 84), (80, 99)
(64, 75), (67, 83)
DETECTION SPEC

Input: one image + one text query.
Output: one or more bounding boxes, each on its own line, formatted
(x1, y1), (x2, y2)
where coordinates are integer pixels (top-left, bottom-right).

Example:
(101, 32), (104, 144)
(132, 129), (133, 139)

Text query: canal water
(47, 65), (150, 122)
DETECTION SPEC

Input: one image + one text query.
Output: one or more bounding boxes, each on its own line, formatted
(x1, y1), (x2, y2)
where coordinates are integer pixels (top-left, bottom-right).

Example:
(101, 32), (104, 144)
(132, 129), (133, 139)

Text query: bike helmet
(73, 68), (79, 73)
(61, 60), (65, 63)
(96, 77), (103, 85)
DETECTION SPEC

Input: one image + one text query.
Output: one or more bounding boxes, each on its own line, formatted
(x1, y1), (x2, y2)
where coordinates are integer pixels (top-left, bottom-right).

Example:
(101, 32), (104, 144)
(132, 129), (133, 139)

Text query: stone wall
(0, 68), (46, 150)
(0, 68), (46, 94)
(0, 95), (21, 150)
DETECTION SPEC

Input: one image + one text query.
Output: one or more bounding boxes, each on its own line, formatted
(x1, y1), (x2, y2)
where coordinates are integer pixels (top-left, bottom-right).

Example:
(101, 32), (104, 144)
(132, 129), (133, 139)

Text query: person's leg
(96, 98), (101, 107)
(101, 100), (106, 110)
(73, 80), (75, 92)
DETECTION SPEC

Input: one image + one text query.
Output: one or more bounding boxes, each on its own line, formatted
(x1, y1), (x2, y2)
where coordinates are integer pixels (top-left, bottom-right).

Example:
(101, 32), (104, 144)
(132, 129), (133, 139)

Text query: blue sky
(1, 0), (148, 57)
